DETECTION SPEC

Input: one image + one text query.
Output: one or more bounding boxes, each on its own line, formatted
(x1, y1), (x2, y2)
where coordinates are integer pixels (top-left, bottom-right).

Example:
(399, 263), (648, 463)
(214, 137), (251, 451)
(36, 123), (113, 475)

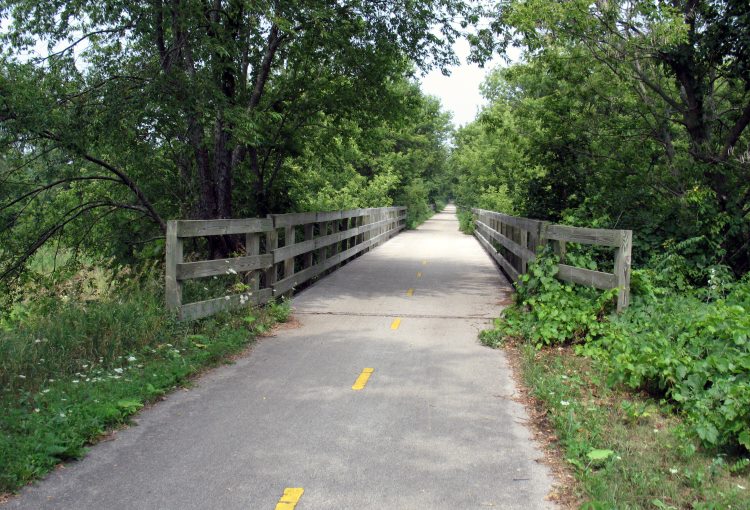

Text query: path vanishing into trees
(7, 205), (554, 510)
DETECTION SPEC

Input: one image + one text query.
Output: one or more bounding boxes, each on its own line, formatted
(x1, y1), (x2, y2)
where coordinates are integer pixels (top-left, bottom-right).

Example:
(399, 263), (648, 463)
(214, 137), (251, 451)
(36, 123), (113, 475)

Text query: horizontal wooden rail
(471, 208), (632, 311)
(166, 206), (407, 321)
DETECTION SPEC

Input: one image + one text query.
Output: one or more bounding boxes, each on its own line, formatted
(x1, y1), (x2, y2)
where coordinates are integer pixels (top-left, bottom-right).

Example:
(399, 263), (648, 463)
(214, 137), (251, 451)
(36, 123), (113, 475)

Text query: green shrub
(491, 250), (616, 348)
(456, 209), (475, 234)
(485, 253), (750, 452)
(584, 281), (750, 451)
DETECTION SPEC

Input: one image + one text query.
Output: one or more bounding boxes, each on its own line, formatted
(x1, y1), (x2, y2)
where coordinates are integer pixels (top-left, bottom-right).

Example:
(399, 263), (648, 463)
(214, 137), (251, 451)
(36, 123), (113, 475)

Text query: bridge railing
(166, 207), (407, 321)
(471, 208), (632, 311)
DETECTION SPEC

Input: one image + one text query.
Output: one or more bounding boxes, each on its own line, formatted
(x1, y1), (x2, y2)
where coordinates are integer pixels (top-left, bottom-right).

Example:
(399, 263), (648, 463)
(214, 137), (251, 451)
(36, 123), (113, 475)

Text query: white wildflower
(113, 368), (124, 374)
(42, 389), (50, 394)
(127, 356), (136, 362)
(72, 380), (79, 384)
(18, 374), (26, 379)
(227, 268), (237, 275)
(669, 468), (678, 474)
(560, 400), (570, 406)
(34, 339), (42, 344)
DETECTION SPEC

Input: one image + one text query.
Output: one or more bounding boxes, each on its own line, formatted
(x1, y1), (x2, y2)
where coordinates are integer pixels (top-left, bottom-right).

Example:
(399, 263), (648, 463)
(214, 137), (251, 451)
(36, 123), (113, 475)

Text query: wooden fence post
(303, 223), (314, 269)
(317, 218), (328, 267)
(246, 231), (261, 292)
(614, 230), (632, 312)
(265, 219), (278, 296)
(165, 220), (183, 314)
(283, 225), (295, 298)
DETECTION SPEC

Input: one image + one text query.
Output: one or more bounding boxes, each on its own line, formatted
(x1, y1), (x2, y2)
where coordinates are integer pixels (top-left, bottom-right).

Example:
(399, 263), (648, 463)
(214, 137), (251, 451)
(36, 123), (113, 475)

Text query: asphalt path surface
(6, 205), (554, 509)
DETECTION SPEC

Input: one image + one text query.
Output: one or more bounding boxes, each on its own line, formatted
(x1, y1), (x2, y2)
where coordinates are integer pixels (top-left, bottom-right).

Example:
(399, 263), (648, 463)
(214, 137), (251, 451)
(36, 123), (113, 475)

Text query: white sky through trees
(419, 37), (505, 128)
(420, 36), (522, 128)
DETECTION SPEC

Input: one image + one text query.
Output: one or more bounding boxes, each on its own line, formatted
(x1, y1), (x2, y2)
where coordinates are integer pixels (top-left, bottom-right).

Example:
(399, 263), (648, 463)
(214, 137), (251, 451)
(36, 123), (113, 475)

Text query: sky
(419, 38), (504, 128)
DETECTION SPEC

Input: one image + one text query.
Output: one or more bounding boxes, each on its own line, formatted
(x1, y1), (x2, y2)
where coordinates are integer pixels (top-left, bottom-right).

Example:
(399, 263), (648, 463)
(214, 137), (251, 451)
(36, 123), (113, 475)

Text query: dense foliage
(455, 0), (749, 276)
(0, 0), (463, 283)
(482, 251), (750, 453)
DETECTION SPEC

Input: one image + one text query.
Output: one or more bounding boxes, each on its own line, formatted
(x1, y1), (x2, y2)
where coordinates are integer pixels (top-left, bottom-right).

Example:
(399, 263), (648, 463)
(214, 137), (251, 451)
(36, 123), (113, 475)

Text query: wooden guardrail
(471, 208), (632, 311)
(166, 207), (407, 321)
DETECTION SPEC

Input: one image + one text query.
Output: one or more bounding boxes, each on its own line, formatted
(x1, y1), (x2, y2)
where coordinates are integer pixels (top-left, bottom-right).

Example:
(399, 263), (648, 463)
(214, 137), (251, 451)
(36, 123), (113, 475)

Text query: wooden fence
(166, 207), (407, 321)
(471, 208), (632, 311)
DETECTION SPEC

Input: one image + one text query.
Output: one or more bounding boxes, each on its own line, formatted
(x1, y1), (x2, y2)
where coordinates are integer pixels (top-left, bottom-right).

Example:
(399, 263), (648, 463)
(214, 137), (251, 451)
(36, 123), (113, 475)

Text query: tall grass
(0, 282), (176, 395)
(0, 256), (291, 494)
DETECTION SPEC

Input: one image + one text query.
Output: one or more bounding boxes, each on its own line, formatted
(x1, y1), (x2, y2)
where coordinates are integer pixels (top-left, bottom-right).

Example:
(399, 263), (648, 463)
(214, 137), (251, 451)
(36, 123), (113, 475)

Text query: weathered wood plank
(476, 221), (536, 261)
(340, 208), (365, 219)
(282, 225), (295, 296)
(165, 220), (183, 312)
(179, 288), (273, 321)
(264, 228), (279, 289)
(303, 223), (314, 268)
(176, 254), (273, 280)
(543, 224), (621, 247)
(475, 209), (544, 233)
(273, 263), (319, 295)
(273, 238), (316, 261)
(556, 264), (617, 290)
(519, 229), (529, 274)
(270, 212), (317, 228)
(614, 230), (632, 311)
(314, 231), (343, 249)
(474, 229), (520, 281)
(316, 211), (342, 222)
(176, 218), (272, 237)
(246, 232), (261, 291)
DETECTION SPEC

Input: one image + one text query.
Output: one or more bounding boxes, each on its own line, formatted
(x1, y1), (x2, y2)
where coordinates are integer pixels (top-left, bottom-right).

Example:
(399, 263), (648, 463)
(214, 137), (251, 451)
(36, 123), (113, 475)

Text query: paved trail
(7, 206), (554, 509)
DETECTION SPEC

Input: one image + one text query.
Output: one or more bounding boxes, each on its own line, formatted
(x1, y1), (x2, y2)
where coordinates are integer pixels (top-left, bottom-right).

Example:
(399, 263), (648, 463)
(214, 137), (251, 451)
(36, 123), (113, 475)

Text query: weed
(0, 283), (291, 494)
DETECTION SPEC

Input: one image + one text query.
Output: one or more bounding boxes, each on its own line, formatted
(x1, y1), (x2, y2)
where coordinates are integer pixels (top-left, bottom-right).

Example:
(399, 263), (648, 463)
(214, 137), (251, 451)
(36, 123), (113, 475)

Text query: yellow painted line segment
(352, 368), (374, 390)
(406, 288), (414, 296)
(275, 488), (304, 509)
(390, 318), (401, 330)
(416, 271), (422, 279)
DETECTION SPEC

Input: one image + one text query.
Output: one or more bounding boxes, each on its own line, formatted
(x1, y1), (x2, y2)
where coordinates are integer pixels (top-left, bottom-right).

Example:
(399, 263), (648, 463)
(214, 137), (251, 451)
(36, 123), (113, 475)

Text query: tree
(1, 0), (473, 273)
(466, 0), (750, 272)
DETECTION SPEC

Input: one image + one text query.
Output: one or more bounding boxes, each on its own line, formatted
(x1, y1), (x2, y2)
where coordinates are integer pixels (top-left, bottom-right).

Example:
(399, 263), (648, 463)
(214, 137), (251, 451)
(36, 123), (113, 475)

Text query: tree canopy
(455, 0), (750, 276)
(1, 0), (467, 276)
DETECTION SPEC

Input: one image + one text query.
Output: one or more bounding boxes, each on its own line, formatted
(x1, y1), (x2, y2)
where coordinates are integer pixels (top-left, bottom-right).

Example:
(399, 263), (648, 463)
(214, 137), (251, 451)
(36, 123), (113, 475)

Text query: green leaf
(586, 449), (614, 461)
(739, 430), (750, 450)
(117, 399), (143, 414)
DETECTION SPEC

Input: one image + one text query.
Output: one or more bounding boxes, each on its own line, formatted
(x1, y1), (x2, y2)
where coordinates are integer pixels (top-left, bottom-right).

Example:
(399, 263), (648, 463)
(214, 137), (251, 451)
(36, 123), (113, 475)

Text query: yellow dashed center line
(352, 368), (374, 390)
(406, 288), (414, 296)
(416, 271), (422, 279)
(390, 318), (401, 330)
(275, 488), (304, 509)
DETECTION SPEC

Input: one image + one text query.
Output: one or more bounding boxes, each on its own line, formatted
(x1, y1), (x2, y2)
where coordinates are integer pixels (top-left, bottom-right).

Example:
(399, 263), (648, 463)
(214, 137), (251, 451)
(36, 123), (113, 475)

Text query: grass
(456, 209), (475, 234)
(0, 274), (291, 495)
(507, 341), (750, 509)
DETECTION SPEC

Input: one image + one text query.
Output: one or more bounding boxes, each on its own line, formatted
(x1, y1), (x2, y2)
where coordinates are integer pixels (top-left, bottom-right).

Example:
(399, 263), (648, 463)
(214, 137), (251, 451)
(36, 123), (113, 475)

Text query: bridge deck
(8, 206), (554, 509)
